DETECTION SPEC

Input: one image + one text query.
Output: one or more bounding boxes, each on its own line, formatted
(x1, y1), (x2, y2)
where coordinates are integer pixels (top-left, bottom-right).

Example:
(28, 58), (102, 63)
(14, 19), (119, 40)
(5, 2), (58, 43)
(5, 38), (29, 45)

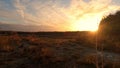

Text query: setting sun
(71, 14), (101, 32)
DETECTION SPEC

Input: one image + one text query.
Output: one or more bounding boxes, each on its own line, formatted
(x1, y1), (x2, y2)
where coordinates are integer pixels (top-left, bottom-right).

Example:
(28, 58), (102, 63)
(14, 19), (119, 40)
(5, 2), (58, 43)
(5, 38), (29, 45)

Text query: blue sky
(0, 0), (120, 31)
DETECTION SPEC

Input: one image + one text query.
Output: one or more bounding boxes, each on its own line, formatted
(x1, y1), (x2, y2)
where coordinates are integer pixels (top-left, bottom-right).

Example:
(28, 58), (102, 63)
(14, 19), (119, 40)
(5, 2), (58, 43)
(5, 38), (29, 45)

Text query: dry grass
(0, 32), (119, 68)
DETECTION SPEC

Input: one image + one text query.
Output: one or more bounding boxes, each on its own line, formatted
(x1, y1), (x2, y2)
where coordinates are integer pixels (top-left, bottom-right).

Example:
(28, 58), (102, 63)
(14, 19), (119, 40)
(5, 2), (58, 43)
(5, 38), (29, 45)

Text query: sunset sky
(0, 0), (120, 31)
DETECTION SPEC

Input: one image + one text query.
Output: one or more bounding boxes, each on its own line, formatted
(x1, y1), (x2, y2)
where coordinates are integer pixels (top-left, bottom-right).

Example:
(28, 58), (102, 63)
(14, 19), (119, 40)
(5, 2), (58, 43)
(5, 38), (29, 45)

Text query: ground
(0, 31), (120, 68)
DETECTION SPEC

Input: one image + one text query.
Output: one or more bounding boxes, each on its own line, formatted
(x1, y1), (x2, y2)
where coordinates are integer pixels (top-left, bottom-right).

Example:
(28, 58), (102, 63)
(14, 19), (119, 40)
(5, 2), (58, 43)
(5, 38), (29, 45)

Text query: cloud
(67, 0), (120, 30)
(0, 0), (24, 24)
(0, 0), (120, 31)
(12, 0), (72, 29)
(67, 0), (120, 18)
(13, 0), (26, 19)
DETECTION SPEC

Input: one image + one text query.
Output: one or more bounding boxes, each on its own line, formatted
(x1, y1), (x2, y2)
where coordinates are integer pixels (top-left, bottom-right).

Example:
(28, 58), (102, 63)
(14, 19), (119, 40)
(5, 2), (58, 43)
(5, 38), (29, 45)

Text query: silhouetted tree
(99, 11), (120, 35)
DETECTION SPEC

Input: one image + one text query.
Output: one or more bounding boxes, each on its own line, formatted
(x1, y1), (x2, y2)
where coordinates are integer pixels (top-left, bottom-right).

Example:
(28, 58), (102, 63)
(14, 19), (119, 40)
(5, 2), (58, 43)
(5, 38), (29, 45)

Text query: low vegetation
(0, 31), (120, 68)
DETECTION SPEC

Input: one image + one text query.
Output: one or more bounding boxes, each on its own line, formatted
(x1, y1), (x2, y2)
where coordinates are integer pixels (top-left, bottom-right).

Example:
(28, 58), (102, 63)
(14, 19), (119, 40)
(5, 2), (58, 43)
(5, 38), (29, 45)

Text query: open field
(0, 31), (120, 68)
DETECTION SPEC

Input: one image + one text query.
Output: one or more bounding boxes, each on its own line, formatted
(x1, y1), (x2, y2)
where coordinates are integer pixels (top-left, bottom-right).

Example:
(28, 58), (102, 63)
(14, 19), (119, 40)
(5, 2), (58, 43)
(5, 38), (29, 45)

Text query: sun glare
(72, 15), (101, 32)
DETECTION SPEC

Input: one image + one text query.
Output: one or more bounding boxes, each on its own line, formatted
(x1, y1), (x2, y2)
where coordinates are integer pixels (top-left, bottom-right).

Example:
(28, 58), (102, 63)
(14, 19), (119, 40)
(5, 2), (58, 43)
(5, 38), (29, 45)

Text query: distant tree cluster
(99, 11), (120, 35)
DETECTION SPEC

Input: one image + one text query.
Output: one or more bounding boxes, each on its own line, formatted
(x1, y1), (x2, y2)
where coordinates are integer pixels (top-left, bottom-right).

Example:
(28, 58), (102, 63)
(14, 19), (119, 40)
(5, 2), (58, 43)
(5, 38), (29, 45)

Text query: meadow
(0, 31), (119, 68)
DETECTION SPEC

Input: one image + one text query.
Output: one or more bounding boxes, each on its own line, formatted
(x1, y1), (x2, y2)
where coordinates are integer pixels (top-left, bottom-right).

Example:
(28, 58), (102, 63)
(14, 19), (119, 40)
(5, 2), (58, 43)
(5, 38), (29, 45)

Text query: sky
(0, 0), (120, 31)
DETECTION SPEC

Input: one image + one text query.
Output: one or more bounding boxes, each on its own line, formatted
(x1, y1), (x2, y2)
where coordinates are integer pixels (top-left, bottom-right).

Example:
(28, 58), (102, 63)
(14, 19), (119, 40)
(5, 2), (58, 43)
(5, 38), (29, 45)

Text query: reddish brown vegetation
(0, 31), (119, 68)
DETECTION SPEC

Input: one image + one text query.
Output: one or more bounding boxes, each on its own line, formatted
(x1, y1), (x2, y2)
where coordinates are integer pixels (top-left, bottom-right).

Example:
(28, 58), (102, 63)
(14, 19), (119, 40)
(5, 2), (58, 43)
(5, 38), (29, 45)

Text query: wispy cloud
(0, 0), (120, 31)
(14, 0), (25, 19)
(64, 0), (120, 30)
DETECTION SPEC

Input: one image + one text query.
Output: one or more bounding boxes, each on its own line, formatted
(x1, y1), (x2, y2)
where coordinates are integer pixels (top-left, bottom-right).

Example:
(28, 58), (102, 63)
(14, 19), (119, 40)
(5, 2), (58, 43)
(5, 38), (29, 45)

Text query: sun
(71, 15), (101, 32)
